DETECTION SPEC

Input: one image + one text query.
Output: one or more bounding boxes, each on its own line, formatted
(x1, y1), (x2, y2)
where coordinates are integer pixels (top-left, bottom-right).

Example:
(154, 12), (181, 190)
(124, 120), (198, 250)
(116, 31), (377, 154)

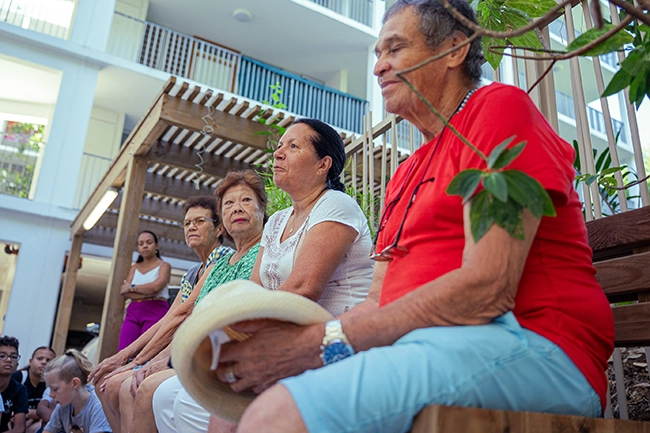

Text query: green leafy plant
(0, 122), (44, 198)
(255, 82), (288, 151)
(573, 139), (640, 215)
(446, 136), (555, 241)
(476, 0), (557, 69)
(254, 82), (291, 214)
(601, 23), (650, 108)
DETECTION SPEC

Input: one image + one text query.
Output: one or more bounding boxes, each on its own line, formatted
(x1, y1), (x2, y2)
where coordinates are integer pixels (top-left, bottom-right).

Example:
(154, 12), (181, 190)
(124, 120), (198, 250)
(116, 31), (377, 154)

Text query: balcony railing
(73, 153), (112, 209)
(0, 0), (76, 39)
(108, 12), (367, 133)
(238, 57), (367, 132)
(307, 0), (374, 27)
(555, 90), (628, 144)
(548, 19), (619, 69)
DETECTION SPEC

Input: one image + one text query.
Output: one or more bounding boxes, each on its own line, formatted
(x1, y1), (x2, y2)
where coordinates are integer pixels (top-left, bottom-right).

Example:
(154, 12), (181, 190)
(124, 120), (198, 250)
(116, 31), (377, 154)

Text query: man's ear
(446, 30), (471, 69)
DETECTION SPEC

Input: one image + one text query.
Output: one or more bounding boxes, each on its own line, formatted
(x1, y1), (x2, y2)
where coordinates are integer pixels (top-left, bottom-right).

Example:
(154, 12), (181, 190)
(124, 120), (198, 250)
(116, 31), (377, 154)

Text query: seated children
(42, 350), (110, 433)
(12, 347), (55, 433)
(0, 335), (28, 433)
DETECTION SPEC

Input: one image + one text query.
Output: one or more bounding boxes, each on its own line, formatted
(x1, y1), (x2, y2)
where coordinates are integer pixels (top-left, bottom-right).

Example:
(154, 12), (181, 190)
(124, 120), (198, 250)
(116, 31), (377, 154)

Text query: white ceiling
(146, 0), (378, 99)
(0, 54), (62, 105)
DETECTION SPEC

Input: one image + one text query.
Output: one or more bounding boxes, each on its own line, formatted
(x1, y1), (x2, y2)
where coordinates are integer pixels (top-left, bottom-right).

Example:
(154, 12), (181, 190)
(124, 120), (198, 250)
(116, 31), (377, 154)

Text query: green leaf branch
(446, 136), (555, 242)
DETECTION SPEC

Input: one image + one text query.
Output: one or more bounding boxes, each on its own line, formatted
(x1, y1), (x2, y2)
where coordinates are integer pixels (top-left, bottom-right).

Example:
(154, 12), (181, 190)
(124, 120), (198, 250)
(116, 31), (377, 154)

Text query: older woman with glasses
(118, 170), (268, 433)
(89, 195), (234, 433)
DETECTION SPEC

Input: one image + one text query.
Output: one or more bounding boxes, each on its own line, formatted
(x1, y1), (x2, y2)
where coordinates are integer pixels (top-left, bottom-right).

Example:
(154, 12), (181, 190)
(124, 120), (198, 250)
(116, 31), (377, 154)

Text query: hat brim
(172, 279), (333, 423)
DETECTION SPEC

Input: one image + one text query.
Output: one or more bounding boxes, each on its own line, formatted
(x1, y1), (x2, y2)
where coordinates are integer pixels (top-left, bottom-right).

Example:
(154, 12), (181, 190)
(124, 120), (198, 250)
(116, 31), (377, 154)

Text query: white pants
(152, 375), (211, 433)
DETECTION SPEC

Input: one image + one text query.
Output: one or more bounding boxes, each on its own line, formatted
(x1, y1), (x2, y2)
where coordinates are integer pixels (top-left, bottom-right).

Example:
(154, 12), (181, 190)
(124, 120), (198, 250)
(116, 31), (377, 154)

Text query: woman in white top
(118, 230), (172, 350)
(252, 118), (373, 315)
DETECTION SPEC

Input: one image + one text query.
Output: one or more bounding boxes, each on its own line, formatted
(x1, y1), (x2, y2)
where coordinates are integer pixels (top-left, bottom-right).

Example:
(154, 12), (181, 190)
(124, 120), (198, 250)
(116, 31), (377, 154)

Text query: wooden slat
(84, 226), (197, 262)
(160, 94), (268, 150)
(110, 195), (185, 222)
(587, 206), (650, 260)
(594, 252), (650, 303)
(95, 212), (185, 243)
(612, 303), (650, 347)
(144, 173), (213, 200)
(411, 405), (650, 433)
(148, 141), (253, 177)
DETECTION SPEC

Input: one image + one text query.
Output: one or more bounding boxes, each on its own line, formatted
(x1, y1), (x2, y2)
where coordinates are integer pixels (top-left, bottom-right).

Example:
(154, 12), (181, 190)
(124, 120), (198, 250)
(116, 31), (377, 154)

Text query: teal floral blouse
(194, 244), (261, 305)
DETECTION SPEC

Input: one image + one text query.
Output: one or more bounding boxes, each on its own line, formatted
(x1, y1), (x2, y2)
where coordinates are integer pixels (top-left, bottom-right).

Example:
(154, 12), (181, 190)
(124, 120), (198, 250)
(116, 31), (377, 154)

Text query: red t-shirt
(377, 83), (614, 408)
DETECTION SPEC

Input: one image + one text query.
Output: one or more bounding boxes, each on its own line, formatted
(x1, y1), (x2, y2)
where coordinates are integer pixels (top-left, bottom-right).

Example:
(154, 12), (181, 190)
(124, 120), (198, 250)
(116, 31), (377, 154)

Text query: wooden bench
(412, 206), (650, 432)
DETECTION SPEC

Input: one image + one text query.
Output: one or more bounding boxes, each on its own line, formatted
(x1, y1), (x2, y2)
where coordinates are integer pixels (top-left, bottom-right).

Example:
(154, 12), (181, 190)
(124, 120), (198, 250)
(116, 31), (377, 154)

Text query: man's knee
(238, 385), (306, 433)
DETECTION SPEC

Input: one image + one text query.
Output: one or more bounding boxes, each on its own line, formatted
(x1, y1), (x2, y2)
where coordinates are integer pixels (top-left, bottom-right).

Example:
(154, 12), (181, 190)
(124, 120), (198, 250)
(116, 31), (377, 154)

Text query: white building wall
(0, 1), (117, 358)
(0, 207), (74, 358)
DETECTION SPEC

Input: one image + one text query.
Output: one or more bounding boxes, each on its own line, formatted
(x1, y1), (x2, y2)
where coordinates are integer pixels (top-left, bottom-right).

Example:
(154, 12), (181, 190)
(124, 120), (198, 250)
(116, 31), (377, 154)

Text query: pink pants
(118, 299), (169, 351)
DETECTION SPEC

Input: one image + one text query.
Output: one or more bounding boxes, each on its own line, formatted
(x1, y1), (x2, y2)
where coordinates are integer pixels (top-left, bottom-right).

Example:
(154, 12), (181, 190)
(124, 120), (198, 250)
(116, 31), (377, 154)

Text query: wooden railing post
(52, 234), (84, 355)
(97, 156), (147, 361)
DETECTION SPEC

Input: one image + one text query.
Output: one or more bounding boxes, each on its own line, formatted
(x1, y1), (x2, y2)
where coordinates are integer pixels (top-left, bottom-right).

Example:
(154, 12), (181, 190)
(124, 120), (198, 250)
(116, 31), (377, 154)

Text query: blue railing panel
(237, 56), (367, 132)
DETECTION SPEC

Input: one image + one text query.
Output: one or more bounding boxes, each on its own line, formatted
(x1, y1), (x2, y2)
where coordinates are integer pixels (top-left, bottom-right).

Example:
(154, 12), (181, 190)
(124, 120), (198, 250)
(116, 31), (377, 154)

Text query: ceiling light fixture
(83, 189), (119, 231)
(233, 8), (252, 23)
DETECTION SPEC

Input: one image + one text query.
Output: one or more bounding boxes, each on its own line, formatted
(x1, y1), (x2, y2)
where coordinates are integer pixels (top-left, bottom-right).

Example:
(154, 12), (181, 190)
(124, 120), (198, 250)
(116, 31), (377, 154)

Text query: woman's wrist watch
(319, 320), (355, 366)
(129, 283), (136, 292)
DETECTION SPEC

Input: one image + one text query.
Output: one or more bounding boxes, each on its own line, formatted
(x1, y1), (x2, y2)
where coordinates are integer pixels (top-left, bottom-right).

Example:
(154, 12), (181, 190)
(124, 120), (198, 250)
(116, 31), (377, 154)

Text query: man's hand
(215, 320), (324, 394)
(88, 352), (129, 386)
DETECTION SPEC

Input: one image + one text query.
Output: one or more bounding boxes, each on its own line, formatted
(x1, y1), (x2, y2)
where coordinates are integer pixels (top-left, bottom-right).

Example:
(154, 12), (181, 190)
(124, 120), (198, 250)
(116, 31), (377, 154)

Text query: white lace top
(259, 190), (373, 316)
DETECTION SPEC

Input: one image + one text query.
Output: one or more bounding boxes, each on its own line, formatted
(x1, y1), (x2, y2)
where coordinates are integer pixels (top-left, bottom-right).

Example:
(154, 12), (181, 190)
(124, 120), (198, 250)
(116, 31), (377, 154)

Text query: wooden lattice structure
(54, 76), (403, 361)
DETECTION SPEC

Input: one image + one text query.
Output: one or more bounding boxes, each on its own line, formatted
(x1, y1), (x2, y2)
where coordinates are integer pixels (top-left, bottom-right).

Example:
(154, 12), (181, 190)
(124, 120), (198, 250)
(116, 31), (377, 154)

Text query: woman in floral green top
(195, 170), (267, 304)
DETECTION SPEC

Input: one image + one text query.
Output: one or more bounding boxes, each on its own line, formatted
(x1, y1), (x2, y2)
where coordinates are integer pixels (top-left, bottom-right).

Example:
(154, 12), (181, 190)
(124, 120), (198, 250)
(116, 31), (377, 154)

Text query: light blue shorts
(281, 312), (601, 433)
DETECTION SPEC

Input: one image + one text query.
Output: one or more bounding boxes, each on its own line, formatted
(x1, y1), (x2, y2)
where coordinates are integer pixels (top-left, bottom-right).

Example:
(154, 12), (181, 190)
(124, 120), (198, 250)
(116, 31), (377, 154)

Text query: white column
(69, 0), (118, 51)
(33, 63), (100, 209)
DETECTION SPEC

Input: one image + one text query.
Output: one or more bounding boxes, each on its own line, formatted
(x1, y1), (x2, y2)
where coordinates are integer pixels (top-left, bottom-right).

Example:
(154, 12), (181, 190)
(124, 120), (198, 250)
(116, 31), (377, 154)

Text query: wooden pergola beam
(71, 81), (173, 235)
(160, 94), (269, 151)
(148, 141), (254, 177)
(52, 234), (83, 355)
(98, 156), (148, 361)
(110, 195), (186, 223)
(96, 212), (185, 243)
(84, 226), (196, 262)
(144, 173), (214, 200)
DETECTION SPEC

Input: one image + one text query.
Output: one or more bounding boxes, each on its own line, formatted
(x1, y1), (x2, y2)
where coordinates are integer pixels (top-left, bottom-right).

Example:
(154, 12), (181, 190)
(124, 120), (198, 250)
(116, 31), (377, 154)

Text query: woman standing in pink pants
(118, 230), (172, 350)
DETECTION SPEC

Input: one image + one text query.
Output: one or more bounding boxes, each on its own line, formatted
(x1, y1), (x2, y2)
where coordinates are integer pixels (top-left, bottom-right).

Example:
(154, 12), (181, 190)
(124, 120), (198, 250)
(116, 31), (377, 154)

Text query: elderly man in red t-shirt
(213, 1), (615, 432)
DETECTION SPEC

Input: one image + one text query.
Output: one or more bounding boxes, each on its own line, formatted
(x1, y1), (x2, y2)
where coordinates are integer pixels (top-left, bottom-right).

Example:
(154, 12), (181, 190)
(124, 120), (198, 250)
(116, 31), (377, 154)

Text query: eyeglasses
(181, 217), (217, 228)
(369, 174), (436, 261)
(369, 126), (447, 262)
(0, 353), (20, 362)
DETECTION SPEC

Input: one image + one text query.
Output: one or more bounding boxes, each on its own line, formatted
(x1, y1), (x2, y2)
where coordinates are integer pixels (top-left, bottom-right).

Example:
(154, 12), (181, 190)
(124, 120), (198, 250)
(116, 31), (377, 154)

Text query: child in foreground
(43, 350), (111, 433)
